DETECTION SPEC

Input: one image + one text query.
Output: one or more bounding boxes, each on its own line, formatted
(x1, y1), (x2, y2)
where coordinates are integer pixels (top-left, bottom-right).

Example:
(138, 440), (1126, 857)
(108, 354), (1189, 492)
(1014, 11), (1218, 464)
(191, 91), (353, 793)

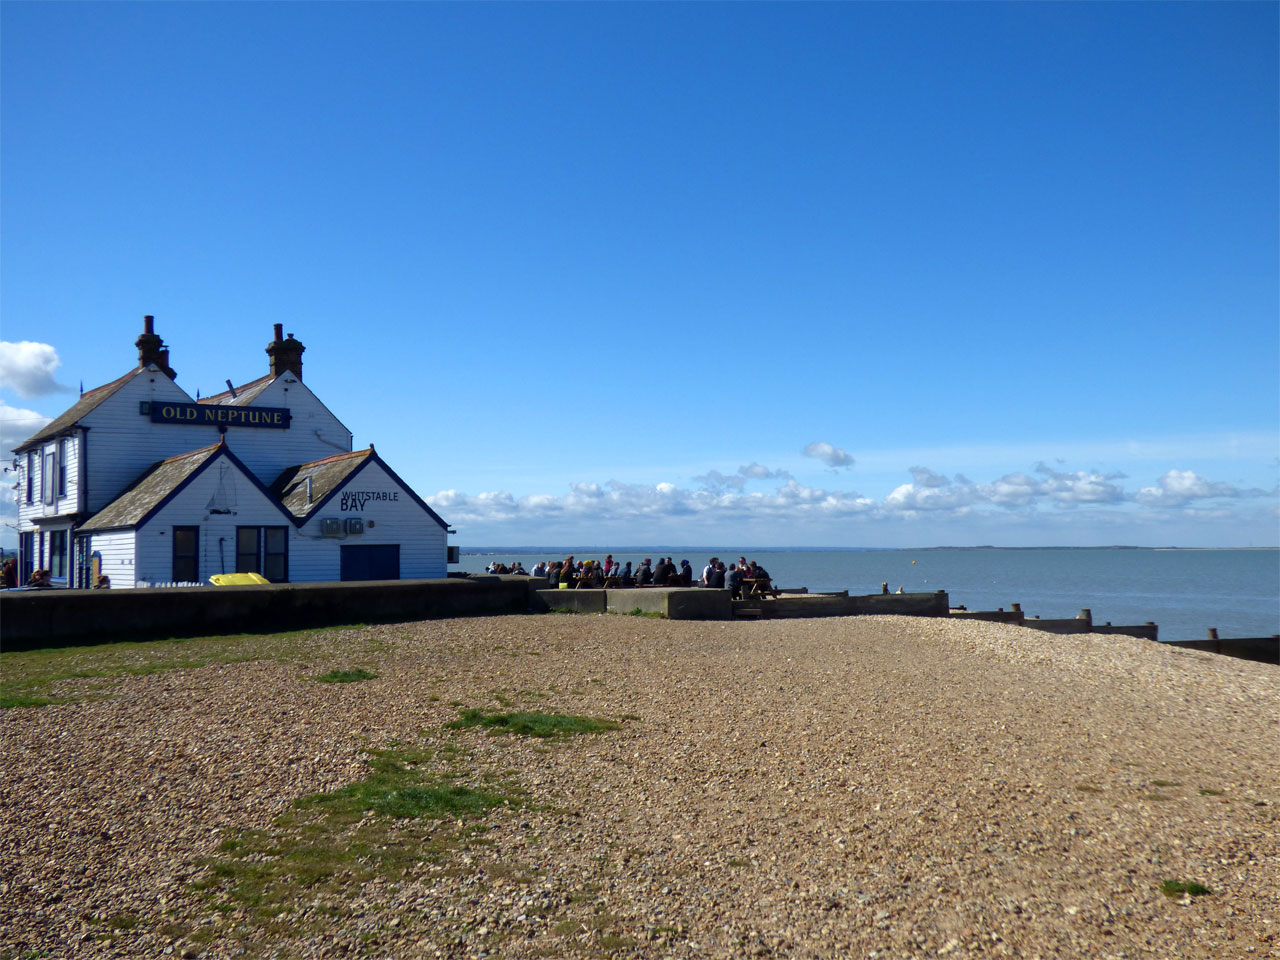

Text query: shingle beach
(2, 614), (1276, 959)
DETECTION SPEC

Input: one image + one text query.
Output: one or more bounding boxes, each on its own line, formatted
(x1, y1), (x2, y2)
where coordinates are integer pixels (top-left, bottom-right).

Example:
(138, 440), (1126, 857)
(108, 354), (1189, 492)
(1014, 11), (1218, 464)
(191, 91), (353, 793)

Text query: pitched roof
(79, 441), (226, 531)
(13, 369), (141, 453)
(198, 373), (275, 407)
(270, 449), (374, 519)
(270, 447), (449, 530)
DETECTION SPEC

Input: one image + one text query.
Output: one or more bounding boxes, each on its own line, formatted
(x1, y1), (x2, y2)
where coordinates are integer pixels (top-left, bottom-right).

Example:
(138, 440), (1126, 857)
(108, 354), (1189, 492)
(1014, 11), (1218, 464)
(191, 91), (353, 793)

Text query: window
(18, 532), (33, 584)
(57, 439), (68, 497)
(173, 526), (199, 583)
(25, 452), (34, 503)
(49, 530), (67, 579)
(75, 535), (92, 588)
(263, 527), (288, 582)
(42, 451), (56, 504)
(235, 526), (289, 582)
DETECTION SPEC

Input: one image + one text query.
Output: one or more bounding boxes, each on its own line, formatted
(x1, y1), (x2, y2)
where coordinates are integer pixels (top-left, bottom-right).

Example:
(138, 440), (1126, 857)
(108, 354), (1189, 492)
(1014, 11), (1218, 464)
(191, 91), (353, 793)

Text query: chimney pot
(144, 315), (155, 334)
(273, 323), (283, 341)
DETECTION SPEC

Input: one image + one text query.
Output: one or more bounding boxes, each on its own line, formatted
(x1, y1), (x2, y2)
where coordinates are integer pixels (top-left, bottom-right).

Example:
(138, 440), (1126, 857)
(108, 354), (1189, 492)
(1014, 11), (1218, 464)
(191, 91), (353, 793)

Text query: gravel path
(2, 614), (1276, 959)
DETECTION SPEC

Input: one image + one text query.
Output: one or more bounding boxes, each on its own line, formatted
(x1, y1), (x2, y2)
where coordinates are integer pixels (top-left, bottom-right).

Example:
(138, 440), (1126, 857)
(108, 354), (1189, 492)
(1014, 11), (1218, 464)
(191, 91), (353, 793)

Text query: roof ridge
(157, 440), (225, 465)
(296, 447), (371, 470)
(199, 373), (274, 404)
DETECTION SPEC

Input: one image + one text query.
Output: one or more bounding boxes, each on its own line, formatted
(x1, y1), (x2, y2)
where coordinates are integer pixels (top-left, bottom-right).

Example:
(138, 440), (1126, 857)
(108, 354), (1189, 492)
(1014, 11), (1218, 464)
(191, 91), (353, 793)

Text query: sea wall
(0, 576), (536, 651)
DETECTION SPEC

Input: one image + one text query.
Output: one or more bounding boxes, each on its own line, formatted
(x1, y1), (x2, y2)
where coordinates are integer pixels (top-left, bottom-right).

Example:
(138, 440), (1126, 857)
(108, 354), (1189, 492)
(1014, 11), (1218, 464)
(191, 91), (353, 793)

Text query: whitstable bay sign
(141, 401), (291, 429)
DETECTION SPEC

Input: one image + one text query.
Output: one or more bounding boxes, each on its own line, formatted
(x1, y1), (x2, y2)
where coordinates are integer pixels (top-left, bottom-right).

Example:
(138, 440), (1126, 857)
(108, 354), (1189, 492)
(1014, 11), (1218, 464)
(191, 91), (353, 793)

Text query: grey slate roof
(199, 373), (274, 407)
(79, 442), (225, 532)
(270, 449), (373, 520)
(13, 369), (141, 453)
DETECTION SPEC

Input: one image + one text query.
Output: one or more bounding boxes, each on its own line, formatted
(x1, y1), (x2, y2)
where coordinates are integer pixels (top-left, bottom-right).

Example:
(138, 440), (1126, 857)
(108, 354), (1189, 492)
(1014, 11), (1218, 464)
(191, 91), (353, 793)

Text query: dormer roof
(270, 447), (449, 529)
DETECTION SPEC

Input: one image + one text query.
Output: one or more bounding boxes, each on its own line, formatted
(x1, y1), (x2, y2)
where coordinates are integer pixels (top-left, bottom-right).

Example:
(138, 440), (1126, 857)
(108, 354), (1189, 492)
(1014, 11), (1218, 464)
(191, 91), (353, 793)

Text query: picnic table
(741, 577), (777, 598)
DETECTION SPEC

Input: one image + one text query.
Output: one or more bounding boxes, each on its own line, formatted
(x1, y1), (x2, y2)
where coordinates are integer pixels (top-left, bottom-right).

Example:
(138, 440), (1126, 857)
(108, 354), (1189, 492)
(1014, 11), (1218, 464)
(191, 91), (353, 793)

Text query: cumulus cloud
(1135, 469), (1261, 506)
(0, 341), (72, 398)
(427, 461), (1274, 534)
(695, 461), (794, 491)
(1031, 462), (1127, 505)
(803, 441), (854, 469)
(1, 401), (52, 458)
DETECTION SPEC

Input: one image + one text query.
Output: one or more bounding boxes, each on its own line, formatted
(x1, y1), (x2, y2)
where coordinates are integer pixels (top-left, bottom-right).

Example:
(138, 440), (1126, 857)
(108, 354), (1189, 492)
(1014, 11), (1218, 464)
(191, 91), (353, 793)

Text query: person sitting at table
(559, 556), (576, 587)
(618, 561), (634, 586)
(636, 558), (653, 586)
(652, 558), (671, 586)
(711, 561), (726, 589)
(726, 563), (743, 599)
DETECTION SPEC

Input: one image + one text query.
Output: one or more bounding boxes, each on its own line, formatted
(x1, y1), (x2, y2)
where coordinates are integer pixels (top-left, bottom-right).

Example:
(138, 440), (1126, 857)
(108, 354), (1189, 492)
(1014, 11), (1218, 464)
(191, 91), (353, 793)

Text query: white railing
(137, 580), (208, 589)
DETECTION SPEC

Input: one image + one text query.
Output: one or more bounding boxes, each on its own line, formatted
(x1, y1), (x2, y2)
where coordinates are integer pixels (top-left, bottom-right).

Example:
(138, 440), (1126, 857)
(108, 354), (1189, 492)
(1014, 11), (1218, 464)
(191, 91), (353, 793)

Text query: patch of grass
(1152, 779), (1182, 788)
(1199, 787), (1224, 796)
(1161, 879), (1213, 898)
(0, 623), (387, 707)
(1075, 783), (1104, 793)
(315, 668), (377, 684)
(626, 607), (665, 618)
(293, 746), (516, 822)
(1143, 793), (1173, 802)
(0, 695), (55, 709)
(192, 742), (524, 949)
(446, 709), (621, 739)
(106, 913), (139, 930)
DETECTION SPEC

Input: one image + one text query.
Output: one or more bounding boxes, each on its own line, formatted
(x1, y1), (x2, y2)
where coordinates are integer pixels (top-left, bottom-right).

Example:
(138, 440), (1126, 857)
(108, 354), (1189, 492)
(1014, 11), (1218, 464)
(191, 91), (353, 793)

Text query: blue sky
(2, 2), (1276, 547)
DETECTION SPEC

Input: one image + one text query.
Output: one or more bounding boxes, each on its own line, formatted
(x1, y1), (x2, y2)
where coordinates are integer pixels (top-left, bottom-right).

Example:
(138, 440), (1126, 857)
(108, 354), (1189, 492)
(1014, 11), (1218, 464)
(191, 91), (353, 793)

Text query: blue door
(340, 544), (400, 581)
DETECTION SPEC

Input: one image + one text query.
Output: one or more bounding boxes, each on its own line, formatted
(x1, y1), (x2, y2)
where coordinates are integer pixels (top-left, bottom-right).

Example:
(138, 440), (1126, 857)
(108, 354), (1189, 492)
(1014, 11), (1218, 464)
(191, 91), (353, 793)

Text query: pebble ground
(2, 614), (1276, 959)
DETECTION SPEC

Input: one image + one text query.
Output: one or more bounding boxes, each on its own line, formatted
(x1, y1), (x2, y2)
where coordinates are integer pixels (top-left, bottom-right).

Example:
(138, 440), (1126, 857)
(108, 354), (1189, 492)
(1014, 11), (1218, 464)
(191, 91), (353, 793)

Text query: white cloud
(1135, 469), (1262, 506)
(694, 461), (793, 491)
(0, 341), (72, 398)
(1, 401), (52, 459)
(803, 441), (855, 469)
(427, 461), (1276, 538)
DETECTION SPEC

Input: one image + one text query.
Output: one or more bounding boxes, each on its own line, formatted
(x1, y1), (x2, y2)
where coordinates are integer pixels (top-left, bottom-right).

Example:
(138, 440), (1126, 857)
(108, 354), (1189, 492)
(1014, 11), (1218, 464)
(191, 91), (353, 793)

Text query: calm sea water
(454, 547), (1279, 642)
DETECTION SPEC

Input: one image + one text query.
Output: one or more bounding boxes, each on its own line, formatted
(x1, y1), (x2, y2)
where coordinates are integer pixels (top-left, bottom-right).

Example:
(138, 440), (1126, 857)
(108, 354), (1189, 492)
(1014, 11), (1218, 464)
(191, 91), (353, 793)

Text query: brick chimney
(266, 323), (304, 380)
(135, 315), (177, 379)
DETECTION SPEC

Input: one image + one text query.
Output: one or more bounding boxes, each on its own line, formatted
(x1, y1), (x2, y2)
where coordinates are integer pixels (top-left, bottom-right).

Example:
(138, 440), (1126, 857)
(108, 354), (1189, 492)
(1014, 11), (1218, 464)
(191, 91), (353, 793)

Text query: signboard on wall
(141, 401), (291, 429)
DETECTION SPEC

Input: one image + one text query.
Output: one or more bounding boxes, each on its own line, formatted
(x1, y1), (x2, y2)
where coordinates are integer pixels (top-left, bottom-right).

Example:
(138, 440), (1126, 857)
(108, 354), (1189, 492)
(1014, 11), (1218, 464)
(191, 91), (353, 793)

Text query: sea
(453, 547), (1279, 643)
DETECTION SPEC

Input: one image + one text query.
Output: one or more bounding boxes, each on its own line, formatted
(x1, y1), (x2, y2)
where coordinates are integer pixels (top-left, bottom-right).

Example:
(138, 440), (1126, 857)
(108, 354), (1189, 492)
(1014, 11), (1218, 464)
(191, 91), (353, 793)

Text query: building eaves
(12, 369), (141, 453)
(79, 441), (225, 532)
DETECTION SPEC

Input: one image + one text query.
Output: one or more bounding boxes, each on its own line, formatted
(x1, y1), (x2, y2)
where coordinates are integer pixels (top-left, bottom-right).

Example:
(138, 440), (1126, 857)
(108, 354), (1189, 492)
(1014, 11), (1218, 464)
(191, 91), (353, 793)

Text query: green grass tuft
(315, 668), (377, 684)
(0, 695), (55, 709)
(447, 708), (620, 738)
(1161, 879), (1213, 898)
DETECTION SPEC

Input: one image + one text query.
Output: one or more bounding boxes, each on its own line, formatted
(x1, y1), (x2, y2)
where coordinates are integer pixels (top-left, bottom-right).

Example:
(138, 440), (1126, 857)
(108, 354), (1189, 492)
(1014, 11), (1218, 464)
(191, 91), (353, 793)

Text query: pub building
(11, 318), (451, 588)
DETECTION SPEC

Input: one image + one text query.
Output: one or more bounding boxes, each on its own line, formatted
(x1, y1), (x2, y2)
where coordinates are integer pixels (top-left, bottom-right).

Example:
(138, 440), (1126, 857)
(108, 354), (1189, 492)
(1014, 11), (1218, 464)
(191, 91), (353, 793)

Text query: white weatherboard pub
(12, 318), (451, 588)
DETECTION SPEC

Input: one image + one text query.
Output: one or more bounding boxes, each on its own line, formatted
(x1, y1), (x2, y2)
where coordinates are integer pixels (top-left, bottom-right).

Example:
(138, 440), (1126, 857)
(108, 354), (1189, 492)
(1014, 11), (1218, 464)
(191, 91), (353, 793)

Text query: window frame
(48, 529), (67, 579)
(235, 525), (289, 582)
(173, 526), (200, 583)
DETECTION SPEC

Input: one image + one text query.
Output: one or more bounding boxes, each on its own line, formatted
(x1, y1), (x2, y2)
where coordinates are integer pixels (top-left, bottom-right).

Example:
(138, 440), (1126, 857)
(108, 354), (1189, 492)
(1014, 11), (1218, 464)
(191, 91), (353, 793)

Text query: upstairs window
(42, 451), (56, 504)
(25, 452), (34, 503)
(57, 438), (68, 497)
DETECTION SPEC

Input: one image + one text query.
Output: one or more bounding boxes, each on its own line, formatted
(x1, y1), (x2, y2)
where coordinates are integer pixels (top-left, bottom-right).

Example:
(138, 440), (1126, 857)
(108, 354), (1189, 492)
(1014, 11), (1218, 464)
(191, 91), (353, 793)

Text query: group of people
(484, 553), (778, 598)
